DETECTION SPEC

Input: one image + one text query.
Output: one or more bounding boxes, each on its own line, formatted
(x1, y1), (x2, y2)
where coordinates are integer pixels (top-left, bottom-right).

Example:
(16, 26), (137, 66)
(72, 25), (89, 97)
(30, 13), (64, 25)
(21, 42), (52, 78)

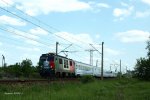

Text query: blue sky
(0, 0), (150, 73)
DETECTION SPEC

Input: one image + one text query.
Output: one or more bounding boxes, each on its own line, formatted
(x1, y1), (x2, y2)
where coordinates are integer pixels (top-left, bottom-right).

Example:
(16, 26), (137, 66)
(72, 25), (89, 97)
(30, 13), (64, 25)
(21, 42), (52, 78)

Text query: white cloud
(96, 3), (110, 8)
(135, 10), (150, 18)
(0, 42), (2, 46)
(16, 46), (40, 52)
(121, 2), (129, 7)
(0, 15), (26, 26)
(25, 40), (40, 46)
(0, 0), (14, 7)
(29, 27), (48, 35)
(9, 28), (39, 40)
(88, 2), (110, 13)
(113, 6), (134, 18)
(116, 30), (150, 43)
(142, 0), (150, 5)
(105, 48), (122, 56)
(13, 0), (91, 16)
(55, 32), (94, 47)
(95, 34), (100, 39)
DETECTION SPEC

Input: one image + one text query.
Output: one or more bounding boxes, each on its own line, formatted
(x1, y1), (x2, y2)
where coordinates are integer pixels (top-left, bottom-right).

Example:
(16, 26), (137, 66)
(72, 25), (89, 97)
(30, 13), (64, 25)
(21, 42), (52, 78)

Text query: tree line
(0, 59), (41, 79)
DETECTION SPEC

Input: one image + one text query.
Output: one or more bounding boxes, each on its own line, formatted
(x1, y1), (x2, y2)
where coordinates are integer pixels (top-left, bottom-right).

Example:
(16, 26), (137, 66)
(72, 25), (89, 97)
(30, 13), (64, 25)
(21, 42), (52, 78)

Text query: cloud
(9, 28), (39, 40)
(13, 0), (91, 16)
(0, 42), (2, 46)
(4, 0), (111, 16)
(105, 48), (122, 56)
(0, 0), (14, 7)
(121, 2), (129, 7)
(88, 2), (110, 13)
(25, 40), (41, 46)
(29, 27), (48, 35)
(55, 32), (94, 47)
(115, 30), (150, 43)
(0, 15), (26, 26)
(96, 3), (110, 8)
(95, 34), (100, 39)
(16, 46), (40, 52)
(142, 0), (150, 5)
(113, 6), (134, 20)
(135, 10), (150, 18)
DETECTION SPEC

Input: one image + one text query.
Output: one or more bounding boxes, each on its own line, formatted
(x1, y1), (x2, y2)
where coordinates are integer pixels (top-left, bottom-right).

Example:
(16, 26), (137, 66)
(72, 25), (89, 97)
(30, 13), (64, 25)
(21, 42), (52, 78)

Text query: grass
(0, 78), (150, 100)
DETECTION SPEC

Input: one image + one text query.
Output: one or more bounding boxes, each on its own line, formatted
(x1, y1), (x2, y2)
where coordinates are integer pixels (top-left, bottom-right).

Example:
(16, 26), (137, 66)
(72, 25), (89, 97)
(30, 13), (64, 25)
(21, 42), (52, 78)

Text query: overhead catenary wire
(0, 0), (60, 32)
(0, 26), (53, 47)
(0, 0), (97, 48)
(0, 32), (54, 50)
(1, 24), (56, 46)
(0, 6), (86, 50)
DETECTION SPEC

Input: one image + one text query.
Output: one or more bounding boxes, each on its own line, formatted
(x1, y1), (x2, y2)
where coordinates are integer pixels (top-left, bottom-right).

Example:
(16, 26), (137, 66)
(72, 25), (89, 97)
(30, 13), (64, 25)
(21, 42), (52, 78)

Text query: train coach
(39, 53), (117, 78)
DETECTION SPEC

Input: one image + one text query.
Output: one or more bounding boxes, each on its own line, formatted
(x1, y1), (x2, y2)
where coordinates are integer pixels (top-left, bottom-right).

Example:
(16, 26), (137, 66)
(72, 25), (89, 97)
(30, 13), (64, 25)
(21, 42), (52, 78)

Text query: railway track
(0, 78), (79, 84)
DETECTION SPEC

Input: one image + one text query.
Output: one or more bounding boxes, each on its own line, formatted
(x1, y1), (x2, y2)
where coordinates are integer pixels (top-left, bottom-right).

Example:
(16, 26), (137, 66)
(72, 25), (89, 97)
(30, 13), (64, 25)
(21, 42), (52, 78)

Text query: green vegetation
(80, 75), (95, 83)
(134, 38), (150, 81)
(0, 78), (149, 100)
(0, 59), (41, 79)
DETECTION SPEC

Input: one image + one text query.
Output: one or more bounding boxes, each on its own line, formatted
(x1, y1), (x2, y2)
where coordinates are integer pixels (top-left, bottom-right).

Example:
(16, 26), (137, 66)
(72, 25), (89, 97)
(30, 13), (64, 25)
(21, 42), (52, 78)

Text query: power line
(0, 33), (52, 50)
(0, 27), (53, 47)
(0, 0), (93, 46)
(0, 5), (85, 50)
(1, 24), (55, 45)
(0, 0), (60, 32)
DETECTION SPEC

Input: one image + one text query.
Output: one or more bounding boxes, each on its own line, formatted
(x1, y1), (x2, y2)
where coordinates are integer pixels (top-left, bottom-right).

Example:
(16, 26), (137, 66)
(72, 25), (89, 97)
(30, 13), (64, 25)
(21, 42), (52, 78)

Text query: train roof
(74, 60), (96, 67)
(40, 53), (73, 60)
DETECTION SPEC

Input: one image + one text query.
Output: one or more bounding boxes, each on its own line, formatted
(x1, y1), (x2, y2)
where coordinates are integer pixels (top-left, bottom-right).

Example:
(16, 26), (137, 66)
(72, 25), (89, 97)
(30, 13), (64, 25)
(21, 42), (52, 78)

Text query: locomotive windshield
(39, 53), (54, 69)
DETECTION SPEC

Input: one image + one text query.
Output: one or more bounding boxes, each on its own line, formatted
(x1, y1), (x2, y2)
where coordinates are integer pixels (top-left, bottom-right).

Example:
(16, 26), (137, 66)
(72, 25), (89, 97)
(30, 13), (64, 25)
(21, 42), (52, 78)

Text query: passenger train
(39, 53), (117, 78)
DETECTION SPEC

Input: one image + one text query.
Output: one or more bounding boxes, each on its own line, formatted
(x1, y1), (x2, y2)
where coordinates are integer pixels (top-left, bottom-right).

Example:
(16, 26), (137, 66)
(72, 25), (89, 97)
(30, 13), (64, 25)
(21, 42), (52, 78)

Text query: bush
(134, 58), (150, 81)
(80, 75), (95, 83)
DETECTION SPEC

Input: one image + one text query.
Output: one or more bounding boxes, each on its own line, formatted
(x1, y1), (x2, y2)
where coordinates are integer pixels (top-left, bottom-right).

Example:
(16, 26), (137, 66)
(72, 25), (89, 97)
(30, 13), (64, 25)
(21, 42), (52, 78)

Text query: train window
(70, 61), (72, 66)
(59, 59), (62, 64)
(64, 60), (68, 68)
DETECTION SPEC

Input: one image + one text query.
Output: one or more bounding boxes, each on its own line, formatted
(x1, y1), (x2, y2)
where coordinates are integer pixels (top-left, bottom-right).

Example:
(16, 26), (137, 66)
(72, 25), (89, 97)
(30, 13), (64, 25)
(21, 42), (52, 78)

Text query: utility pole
(2, 55), (5, 67)
(89, 42), (104, 80)
(90, 50), (93, 65)
(56, 42), (59, 55)
(101, 42), (104, 80)
(110, 64), (113, 71)
(120, 59), (122, 78)
(2, 55), (3, 67)
(85, 49), (97, 65)
(96, 60), (98, 67)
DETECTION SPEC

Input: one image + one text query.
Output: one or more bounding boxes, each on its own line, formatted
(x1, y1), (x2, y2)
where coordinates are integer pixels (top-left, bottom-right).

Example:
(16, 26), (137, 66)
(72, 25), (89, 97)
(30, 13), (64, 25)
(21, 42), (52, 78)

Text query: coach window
(64, 60), (68, 68)
(70, 61), (72, 66)
(59, 58), (62, 64)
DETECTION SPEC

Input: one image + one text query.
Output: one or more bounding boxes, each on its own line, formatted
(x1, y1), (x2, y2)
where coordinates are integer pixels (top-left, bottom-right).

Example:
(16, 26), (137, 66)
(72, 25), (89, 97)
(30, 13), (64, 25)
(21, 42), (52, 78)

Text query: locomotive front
(39, 53), (55, 77)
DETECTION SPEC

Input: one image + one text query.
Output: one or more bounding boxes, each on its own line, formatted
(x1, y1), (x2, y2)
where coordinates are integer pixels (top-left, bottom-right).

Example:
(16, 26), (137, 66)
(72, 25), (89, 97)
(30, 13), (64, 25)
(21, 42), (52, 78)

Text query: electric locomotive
(39, 53), (75, 77)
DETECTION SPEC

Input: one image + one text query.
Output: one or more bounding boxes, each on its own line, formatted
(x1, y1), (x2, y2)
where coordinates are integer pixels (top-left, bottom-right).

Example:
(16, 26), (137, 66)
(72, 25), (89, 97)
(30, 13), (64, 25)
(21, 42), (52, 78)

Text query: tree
(135, 58), (150, 80)
(5, 63), (22, 77)
(21, 59), (33, 77)
(135, 38), (150, 81)
(146, 38), (150, 58)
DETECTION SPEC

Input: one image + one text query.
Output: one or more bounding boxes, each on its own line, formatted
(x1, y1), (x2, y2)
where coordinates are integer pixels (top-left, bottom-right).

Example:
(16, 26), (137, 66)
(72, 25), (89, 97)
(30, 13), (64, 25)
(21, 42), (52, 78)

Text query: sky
(0, 0), (150, 73)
